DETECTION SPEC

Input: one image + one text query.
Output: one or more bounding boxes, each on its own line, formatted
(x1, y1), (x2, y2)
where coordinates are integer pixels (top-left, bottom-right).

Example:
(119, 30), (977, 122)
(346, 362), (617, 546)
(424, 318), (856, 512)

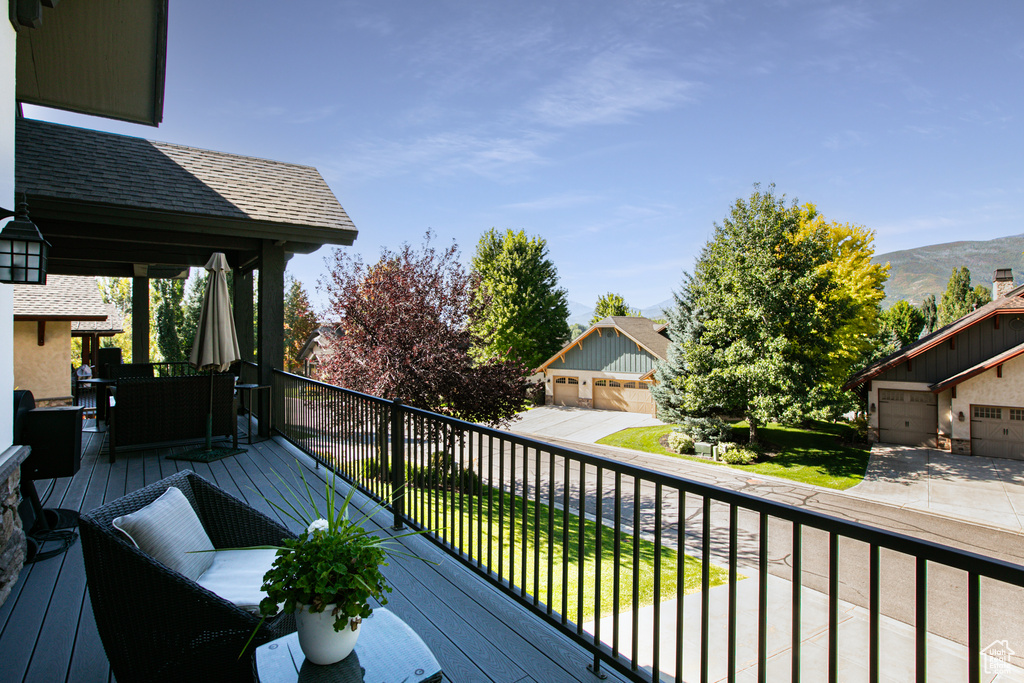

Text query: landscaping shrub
(719, 444), (758, 465)
(529, 381), (547, 406)
(679, 416), (733, 444)
(667, 430), (695, 454)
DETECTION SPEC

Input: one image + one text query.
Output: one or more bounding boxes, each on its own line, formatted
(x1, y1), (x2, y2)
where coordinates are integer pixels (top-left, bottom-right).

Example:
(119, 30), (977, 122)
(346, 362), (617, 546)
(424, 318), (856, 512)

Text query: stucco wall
(13, 321), (71, 401)
(949, 354), (1024, 443)
(0, 21), (15, 447)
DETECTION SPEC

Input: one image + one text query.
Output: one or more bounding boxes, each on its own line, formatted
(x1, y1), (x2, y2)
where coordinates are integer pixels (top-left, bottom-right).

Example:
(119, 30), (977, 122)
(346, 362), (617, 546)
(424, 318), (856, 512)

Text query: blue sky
(25, 0), (1024, 314)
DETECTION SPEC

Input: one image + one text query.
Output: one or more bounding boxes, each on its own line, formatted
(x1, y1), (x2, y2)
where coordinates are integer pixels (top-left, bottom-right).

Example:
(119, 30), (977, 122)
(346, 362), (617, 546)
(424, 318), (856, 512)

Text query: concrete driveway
(510, 405), (664, 443)
(849, 445), (1024, 533)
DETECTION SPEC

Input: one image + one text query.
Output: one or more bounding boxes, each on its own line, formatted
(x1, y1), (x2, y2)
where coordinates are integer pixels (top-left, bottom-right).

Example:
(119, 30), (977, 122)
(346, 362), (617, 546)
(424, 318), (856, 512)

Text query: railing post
(391, 399), (406, 530)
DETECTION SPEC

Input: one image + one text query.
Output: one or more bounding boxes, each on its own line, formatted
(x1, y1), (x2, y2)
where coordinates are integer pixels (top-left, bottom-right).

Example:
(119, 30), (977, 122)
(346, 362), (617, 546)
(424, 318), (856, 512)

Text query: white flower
(307, 518), (329, 534)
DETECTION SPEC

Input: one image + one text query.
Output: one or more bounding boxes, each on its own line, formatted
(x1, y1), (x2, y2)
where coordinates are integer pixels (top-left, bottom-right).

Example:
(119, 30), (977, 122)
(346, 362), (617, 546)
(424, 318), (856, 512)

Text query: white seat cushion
(196, 549), (279, 614)
(112, 486), (215, 581)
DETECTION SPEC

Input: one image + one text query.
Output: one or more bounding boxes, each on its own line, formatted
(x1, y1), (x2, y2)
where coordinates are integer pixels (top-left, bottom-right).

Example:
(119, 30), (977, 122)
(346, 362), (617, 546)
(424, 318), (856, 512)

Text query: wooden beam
(132, 276), (149, 363)
(233, 265), (254, 364)
(37, 321), (45, 346)
(257, 240), (285, 437)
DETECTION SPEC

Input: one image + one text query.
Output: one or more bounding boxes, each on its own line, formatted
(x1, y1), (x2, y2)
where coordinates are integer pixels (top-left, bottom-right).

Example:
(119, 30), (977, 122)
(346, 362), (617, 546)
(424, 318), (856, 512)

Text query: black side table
(236, 384), (271, 444)
(254, 608), (441, 683)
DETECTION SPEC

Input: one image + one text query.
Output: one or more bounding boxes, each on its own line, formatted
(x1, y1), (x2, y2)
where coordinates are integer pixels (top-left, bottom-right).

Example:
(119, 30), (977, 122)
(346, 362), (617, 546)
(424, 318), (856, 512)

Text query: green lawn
(596, 420), (870, 490)
(397, 486), (732, 622)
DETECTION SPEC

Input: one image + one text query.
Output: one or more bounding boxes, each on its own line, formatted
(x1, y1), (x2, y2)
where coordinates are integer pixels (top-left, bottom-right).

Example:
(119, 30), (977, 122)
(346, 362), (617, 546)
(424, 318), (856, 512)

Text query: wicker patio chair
(78, 470), (295, 683)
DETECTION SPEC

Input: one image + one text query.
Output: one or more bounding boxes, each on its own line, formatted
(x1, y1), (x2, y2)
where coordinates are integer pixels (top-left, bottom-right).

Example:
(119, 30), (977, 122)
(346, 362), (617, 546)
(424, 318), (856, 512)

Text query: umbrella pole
(206, 369), (214, 451)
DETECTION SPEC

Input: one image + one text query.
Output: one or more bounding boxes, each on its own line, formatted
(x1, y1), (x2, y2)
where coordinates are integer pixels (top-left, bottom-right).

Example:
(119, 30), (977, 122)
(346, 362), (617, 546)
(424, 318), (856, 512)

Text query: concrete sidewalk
(583, 572), (1024, 682)
(849, 445), (1024, 534)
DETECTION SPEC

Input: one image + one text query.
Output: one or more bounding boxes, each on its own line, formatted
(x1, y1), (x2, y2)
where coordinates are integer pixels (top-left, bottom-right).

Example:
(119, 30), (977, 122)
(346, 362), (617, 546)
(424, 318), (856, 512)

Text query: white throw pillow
(112, 486), (215, 581)
(197, 549), (279, 614)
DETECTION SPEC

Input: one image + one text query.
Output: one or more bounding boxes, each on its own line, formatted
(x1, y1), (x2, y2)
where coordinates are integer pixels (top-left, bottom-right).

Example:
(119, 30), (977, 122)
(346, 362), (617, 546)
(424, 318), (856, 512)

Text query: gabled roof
(72, 304), (124, 335)
(844, 283), (1024, 390)
(16, 118), (358, 276)
(537, 316), (669, 372)
(298, 324), (344, 362)
(13, 275), (108, 321)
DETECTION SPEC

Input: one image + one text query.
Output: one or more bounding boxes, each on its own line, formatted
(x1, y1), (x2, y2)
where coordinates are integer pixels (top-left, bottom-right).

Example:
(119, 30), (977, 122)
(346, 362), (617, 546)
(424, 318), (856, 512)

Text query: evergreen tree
(590, 292), (640, 324)
(284, 276), (319, 372)
(920, 294), (938, 334)
(468, 228), (571, 369)
(938, 267), (986, 326)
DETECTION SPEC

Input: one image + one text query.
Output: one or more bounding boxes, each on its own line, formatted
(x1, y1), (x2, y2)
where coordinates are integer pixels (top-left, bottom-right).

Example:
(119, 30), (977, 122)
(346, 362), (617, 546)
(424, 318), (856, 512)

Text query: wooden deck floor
(0, 423), (625, 683)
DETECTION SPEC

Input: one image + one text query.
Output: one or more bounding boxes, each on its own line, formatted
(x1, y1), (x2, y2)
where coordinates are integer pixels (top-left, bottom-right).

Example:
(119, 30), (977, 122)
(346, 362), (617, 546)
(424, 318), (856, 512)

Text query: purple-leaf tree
(319, 231), (531, 429)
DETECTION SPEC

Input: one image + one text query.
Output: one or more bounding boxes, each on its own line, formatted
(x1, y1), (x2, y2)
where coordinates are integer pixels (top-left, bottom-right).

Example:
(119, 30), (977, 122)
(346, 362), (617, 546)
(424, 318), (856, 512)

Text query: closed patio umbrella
(180, 252), (244, 461)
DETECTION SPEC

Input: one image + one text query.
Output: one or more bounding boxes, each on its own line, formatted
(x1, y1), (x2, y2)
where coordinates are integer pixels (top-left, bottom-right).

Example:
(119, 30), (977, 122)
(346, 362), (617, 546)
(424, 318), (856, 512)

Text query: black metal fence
(273, 369), (1024, 683)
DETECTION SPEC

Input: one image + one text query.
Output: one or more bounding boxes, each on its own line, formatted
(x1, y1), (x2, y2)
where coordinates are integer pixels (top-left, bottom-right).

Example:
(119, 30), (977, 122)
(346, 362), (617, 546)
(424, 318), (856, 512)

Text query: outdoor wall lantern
(958, 411), (965, 422)
(0, 196), (50, 285)
(582, 380), (587, 385)
(869, 402), (876, 413)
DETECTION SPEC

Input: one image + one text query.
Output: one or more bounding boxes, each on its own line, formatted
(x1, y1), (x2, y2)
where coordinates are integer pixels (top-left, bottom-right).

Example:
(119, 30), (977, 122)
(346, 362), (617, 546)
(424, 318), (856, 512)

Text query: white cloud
(527, 50), (695, 127)
(823, 130), (868, 150)
(501, 193), (602, 211)
(322, 130), (553, 182)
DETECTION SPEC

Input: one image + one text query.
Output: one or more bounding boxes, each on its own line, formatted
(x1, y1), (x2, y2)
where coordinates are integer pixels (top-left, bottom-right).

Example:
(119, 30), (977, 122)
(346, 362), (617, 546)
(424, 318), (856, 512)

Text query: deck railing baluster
(269, 368), (1024, 683)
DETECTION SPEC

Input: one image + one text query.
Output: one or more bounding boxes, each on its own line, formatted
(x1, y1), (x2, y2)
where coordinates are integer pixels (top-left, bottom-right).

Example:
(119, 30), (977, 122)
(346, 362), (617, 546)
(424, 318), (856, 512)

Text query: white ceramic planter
(294, 603), (361, 665)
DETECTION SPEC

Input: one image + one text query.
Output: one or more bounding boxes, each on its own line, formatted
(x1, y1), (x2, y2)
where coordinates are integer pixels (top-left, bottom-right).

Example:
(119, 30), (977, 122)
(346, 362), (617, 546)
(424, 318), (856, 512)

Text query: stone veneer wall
(0, 446), (30, 608)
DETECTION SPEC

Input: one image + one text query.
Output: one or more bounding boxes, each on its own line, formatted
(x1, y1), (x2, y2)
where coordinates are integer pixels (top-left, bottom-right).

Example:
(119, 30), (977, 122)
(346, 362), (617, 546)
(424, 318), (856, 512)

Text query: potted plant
(244, 465), (414, 665)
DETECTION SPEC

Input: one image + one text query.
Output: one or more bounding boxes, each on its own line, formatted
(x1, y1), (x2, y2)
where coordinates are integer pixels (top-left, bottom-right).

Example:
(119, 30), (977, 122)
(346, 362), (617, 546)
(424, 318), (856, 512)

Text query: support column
(131, 276), (149, 363)
(257, 241), (284, 436)
(233, 266), (254, 364)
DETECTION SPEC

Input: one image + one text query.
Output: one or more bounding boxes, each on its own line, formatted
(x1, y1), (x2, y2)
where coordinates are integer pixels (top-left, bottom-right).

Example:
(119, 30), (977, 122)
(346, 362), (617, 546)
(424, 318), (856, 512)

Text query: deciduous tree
(284, 276), (319, 372)
(468, 229), (570, 370)
(153, 278), (186, 363)
(652, 187), (886, 441)
(879, 300), (926, 347)
(590, 292), (640, 324)
(320, 231), (531, 427)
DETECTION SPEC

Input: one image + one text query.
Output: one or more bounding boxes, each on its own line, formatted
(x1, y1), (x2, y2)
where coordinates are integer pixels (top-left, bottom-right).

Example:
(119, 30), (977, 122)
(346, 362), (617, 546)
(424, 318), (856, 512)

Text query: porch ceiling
(15, 0), (168, 126)
(15, 118), (358, 277)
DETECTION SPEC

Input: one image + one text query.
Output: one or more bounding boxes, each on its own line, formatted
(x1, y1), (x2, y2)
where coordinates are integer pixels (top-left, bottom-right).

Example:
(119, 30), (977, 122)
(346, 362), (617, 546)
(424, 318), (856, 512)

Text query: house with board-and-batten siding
(536, 316), (668, 415)
(845, 269), (1024, 459)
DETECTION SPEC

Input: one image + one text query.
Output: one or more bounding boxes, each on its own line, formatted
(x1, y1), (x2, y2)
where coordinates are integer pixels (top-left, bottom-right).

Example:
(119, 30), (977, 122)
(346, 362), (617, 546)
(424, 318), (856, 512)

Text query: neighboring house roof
(12, 275), (108, 321)
(844, 283), (1024, 390)
(298, 324), (344, 363)
(538, 316), (669, 372)
(72, 303), (124, 335)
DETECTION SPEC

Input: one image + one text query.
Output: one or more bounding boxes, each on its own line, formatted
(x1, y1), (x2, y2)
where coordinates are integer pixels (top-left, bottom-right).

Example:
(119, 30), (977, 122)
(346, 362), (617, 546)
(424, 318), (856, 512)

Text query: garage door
(593, 379), (656, 415)
(971, 405), (1024, 460)
(553, 376), (579, 407)
(878, 389), (937, 447)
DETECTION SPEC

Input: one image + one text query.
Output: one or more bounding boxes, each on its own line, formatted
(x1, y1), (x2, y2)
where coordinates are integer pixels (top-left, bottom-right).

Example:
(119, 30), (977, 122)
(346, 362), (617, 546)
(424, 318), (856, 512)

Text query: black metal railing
(273, 369), (1024, 683)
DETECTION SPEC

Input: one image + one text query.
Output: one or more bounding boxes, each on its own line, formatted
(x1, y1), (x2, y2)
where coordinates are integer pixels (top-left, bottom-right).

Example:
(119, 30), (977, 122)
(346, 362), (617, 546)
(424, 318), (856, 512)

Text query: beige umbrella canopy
(179, 252), (244, 461)
(190, 252), (240, 372)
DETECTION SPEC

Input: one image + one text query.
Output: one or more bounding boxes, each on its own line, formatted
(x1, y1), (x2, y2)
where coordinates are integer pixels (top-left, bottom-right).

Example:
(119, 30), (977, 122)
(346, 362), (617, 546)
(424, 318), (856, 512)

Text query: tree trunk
(748, 415), (759, 445)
